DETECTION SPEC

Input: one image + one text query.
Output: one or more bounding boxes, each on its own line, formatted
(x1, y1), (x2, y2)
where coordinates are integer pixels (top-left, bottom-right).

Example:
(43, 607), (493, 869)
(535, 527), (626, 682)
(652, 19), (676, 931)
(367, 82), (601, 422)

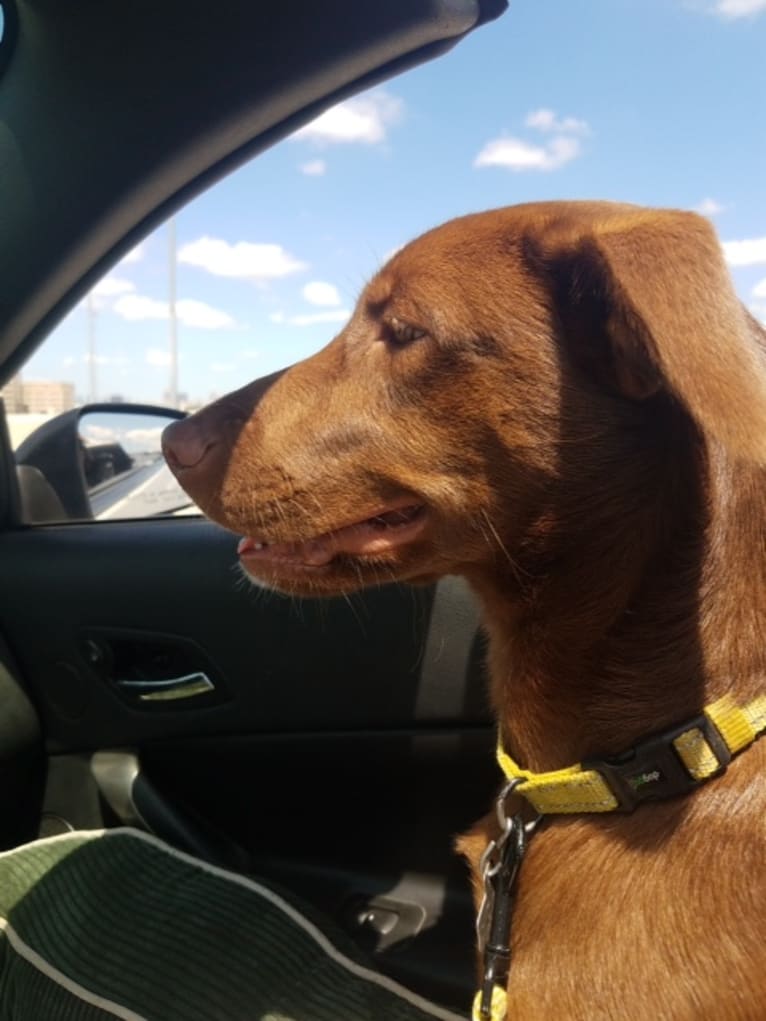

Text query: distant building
(1, 375), (76, 415)
(0, 375), (26, 413)
(19, 379), (76, 415)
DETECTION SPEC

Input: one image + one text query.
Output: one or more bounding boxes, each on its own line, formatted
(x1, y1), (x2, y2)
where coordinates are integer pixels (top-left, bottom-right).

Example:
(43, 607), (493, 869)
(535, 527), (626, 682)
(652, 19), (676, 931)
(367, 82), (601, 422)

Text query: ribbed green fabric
(0, 829), (462, 1021)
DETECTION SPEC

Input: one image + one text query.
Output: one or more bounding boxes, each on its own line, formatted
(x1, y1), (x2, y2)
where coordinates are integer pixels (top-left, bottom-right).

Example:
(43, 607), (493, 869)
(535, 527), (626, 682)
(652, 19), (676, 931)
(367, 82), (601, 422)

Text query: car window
(3, 4), (765, 524)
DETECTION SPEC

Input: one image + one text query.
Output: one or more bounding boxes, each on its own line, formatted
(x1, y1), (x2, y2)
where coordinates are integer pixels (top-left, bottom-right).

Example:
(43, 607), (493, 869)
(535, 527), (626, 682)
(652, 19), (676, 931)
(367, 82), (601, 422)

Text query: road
(91, 458), (195, 520)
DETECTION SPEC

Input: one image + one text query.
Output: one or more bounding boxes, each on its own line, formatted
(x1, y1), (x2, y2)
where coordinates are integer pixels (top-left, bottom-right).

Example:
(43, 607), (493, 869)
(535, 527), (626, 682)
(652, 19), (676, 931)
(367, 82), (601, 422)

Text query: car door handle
(115, 671), (216, 702)
(80, 629), (229, 709)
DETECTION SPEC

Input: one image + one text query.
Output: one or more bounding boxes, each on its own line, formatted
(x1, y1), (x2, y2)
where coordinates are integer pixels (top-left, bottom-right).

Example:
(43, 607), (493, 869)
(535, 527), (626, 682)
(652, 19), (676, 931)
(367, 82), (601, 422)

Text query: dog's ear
(537, 208), (766, 463)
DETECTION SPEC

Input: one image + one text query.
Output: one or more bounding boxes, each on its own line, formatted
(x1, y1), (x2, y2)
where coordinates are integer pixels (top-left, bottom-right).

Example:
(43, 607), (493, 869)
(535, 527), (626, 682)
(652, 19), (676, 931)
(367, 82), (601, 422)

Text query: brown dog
(163, 201), (766, 1020)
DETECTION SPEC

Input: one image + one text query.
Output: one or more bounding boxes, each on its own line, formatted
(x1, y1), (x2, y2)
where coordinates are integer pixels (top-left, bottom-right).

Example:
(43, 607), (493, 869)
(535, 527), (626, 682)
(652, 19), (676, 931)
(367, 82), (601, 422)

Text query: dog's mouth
(237, 502), (427, 572)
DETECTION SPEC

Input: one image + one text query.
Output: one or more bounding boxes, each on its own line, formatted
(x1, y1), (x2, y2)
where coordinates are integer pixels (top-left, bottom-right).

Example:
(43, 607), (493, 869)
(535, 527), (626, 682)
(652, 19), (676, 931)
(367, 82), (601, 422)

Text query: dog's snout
(162, 418), (217, 472)
(161, 407), (246, 516)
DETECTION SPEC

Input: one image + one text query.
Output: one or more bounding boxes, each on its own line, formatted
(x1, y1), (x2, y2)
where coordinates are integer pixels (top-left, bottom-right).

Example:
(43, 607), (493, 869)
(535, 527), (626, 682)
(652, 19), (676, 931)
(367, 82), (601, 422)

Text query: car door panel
(0, 519), (492, 745)
(0, 517), (496, 1008)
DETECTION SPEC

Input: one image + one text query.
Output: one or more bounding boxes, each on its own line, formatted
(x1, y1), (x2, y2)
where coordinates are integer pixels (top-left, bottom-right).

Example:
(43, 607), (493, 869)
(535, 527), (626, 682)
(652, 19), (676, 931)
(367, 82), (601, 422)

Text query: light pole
(168, 215), (179, 408)
(86, 292), (97, 402)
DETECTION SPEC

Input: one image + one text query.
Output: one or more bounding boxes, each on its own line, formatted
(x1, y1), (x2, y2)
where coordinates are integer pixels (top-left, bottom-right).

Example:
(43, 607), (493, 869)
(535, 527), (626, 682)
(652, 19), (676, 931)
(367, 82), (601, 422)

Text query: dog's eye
(387, 317), (426, 346)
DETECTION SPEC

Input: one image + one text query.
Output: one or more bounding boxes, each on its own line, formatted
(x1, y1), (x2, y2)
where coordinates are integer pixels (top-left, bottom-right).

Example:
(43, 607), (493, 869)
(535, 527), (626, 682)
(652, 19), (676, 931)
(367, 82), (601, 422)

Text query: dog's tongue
(238, 506), (423, 566)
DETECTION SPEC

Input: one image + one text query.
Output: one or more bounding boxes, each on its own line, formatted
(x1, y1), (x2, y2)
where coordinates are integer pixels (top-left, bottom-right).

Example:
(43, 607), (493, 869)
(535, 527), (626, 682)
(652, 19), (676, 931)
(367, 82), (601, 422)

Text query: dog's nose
(162, 417), (216, 472)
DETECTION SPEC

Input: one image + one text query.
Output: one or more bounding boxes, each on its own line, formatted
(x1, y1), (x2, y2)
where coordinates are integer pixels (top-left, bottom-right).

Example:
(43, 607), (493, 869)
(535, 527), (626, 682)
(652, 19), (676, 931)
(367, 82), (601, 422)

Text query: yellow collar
(473, 694), (766, 1021)
(497, 694), (766, 815)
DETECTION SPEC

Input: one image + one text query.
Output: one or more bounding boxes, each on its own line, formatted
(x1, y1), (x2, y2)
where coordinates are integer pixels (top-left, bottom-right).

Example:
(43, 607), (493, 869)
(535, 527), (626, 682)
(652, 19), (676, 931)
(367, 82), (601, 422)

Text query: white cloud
(210, 362), (236, 373)
(289, 309), (350, 327)
(115, 295), (169, 321)
(753, 277), (766, 298)
(302, 281), (341, 307)
(475, 135), (582, 172)
(65, 352), (128, 367)
(476, 108), (589, 174)
(92, 275), (136, 298)
(82, 424), (165, 449)
(711, 0), (766, 16)
(146, 347), (172, 368)
(178, 236), (306, 280)
(721, 236), (766, 266)
(176, 299), (235, 330)
(81, 424), (119, 445)
(695, 197), (726, 216)
(301, 159), (327, 176)
(292, 91), (403, 146)
(125, 428), (164, 445)
(271, 308), (350, 327)
(525, 109), (589, 135)
(113, 293), (235, 329)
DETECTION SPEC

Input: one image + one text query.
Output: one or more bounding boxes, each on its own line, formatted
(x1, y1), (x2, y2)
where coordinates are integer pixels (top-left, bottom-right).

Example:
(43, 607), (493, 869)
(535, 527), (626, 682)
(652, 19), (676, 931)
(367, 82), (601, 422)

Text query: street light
(168, 216), (178, 409)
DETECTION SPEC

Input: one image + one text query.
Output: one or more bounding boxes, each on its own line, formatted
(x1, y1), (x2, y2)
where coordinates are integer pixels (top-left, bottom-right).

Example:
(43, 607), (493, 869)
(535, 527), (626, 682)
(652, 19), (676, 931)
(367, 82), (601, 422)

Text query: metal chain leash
(474, 779), (540, 1020)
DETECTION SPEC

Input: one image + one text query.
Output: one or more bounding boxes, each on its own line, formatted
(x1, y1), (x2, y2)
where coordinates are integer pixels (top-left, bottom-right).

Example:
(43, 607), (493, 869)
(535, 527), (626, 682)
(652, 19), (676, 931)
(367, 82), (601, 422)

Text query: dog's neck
(468, 412), (766, 773)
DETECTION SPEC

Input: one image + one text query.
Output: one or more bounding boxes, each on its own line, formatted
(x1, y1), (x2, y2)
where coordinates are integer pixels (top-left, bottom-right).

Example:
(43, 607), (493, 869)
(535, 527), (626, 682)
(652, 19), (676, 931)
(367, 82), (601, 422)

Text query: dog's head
(163, 202), (766, 597)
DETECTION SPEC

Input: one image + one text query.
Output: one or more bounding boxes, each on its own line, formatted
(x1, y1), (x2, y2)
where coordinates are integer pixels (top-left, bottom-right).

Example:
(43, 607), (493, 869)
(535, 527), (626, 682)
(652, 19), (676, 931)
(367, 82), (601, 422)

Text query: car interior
(0, 1), (509, 1015)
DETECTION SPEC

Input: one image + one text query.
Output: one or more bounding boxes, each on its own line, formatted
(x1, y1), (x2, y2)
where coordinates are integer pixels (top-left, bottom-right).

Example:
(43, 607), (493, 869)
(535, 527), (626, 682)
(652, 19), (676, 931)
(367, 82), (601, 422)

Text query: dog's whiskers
(340, 590), (367, 634)
(479, 509), (527, 586)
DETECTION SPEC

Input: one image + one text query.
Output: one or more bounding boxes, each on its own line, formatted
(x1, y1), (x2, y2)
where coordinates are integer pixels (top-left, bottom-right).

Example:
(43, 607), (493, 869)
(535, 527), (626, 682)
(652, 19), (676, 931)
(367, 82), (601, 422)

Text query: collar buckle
(587, 712), (732, 812)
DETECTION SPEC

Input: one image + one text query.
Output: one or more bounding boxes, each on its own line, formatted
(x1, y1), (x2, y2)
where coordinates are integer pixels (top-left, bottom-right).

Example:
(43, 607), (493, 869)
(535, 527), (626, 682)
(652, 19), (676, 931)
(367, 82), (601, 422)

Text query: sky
(21, 0), (766, 408)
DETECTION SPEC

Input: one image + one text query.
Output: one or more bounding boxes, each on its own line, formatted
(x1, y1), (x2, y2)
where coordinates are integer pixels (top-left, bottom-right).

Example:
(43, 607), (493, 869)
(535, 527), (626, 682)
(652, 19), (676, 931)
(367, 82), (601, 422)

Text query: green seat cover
(0, 829), (462, 1021)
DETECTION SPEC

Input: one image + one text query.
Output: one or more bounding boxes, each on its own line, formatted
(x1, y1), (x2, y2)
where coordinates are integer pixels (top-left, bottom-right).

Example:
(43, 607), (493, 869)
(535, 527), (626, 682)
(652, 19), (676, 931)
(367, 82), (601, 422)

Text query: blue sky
(23, 0), (766, 407)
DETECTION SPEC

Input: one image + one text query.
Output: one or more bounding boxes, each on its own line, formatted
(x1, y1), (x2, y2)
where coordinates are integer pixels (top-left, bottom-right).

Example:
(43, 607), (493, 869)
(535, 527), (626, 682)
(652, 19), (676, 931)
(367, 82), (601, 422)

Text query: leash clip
(475, 780), (539, 1020)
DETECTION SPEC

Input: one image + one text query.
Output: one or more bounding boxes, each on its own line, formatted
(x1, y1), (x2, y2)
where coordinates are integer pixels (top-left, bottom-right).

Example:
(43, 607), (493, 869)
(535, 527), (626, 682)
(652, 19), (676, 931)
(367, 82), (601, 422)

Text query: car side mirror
(15, 403), (189, 523)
